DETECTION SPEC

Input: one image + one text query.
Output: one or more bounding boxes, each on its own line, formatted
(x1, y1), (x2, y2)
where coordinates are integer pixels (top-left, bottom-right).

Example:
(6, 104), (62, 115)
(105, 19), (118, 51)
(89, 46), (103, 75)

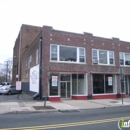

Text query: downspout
(39, 37), (43, 100)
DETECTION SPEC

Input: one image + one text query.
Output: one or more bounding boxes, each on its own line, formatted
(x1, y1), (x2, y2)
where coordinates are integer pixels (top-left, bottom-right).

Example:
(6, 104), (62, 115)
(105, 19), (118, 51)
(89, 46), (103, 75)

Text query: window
(92, 49), (114, 65)
(92, 49), (98, 61)
(109, 51), (114, 64)
(60, 46), (77, 62)
(93, 74), (116, 94)
(99, 50), (107, 64)
(36, 49), (38, 64)
(51, 45), (57, 61)
(79, 48), (85, 62)
(72, 74), (86, 95)
(50, 45), (86, 63)
(49, 74), (58, 96)
(120, 52), (130, 66)
(28, 55), (32, 69)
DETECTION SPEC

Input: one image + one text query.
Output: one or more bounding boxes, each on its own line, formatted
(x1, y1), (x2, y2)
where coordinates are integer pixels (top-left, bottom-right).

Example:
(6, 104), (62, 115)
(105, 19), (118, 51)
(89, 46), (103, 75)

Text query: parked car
(0, 85), (22, 95)
(0, 85), (3, 88)
(0, 82), (10, 86)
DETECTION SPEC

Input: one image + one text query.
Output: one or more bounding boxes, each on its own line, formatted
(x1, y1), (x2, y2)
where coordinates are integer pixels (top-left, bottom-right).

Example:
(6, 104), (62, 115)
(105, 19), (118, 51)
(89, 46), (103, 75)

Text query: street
(0, 106), (130, 130)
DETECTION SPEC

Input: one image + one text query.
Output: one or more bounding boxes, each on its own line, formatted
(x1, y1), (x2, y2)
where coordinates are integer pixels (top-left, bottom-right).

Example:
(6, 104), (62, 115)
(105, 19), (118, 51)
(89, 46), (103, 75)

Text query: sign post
(16, 81), (21, 99)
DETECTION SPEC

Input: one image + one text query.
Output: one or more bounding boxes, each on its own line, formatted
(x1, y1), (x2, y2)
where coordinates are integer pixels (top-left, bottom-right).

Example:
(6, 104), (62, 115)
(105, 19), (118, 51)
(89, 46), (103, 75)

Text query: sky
(0, 0), (130, 64)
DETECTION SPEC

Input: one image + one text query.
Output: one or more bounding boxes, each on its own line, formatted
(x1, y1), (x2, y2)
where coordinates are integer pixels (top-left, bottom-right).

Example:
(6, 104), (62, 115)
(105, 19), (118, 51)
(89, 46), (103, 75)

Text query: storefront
(92, 74), (117, 99)
(49, 73), (87, 101)
(120, 75), (130, 96)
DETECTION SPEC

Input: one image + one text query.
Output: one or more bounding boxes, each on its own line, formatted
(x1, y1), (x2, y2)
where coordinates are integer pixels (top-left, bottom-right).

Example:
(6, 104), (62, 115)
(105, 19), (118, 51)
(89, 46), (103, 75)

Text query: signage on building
(16, 81), (21, 90)
(52, 76), (58, 86)
(108, 77), (112, 85)
(30, 64), (39, 92)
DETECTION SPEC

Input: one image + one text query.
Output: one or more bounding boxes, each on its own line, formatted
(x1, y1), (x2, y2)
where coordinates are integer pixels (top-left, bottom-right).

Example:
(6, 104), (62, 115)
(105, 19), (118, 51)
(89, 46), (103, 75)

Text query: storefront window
(93, 74), (115, 94)
(72, 74), (86, 95)
(72, 74), (77, 94)
(50, 74), (58, 96)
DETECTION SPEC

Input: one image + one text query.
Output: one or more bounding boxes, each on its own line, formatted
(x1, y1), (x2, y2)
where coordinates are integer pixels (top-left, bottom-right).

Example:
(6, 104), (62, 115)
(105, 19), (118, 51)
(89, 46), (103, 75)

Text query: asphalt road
(0, 106), (130, 130)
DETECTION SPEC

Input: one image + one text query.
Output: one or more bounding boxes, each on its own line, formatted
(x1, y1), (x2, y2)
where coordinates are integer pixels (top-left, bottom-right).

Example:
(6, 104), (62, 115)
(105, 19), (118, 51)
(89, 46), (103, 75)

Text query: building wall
(12, 24), (41, 84)
(13, 24), (130, 99)
(41, 26), (130, 98)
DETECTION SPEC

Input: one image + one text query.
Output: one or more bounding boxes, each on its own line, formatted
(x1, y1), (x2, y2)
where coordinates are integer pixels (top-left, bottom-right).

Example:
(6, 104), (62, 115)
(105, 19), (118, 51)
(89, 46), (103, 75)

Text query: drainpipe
(39, 37), (43, 100)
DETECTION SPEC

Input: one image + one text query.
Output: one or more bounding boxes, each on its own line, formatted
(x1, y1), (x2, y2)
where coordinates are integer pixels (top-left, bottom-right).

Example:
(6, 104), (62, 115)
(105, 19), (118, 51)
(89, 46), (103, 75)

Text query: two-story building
(12, 24), (130, 101)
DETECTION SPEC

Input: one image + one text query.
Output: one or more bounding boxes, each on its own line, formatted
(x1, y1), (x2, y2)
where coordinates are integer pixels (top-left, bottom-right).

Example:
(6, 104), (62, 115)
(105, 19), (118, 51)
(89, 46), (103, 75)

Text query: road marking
(1, 116), (130, 130)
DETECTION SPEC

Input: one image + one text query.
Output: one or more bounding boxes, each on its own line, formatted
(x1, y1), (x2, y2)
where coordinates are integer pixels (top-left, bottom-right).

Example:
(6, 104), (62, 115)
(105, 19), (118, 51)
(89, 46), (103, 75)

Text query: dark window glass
(60, 46), (77, 62)
(93, 74), (104, 94)
(72, 74), (77, 94)
(105, 74), (113, 93)
(93, 74), (114, 94)
(61, 74), (70, 81)
(50, 74), (58, 96)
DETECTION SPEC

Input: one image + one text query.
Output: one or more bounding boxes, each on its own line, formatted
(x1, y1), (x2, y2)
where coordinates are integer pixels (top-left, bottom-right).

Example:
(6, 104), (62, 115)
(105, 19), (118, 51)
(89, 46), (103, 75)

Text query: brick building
(12, 24), (130, 101)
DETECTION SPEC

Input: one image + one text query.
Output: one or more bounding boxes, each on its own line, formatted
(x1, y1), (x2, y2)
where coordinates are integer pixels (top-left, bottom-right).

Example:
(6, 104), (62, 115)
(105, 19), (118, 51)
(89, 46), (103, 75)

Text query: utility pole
(5, 61), (9, 82)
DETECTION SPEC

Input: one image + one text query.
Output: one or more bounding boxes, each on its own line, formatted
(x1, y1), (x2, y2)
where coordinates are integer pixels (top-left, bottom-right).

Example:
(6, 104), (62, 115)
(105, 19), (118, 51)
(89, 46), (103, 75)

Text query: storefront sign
(108, 77), (112, 85)
(52, 76), (58, 86)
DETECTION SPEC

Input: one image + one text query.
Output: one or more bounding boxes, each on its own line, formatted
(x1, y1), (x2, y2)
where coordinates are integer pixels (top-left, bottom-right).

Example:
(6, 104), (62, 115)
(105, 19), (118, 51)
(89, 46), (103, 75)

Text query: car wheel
(8, 91), (12, 95)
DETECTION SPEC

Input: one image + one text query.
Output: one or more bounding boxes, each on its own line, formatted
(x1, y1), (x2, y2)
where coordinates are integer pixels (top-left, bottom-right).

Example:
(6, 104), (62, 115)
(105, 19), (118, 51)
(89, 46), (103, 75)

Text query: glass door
(60, 82), (66, 98)
(60, 82), (71, 99)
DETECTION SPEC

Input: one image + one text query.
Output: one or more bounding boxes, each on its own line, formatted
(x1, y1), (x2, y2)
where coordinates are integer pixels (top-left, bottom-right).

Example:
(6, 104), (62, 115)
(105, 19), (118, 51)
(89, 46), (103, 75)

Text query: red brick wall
(41, 26), (130, 97)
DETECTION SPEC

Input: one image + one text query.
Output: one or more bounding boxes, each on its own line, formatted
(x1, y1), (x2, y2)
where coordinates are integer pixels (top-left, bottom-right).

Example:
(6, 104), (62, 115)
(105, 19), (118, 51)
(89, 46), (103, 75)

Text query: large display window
(72, 74), (86, 95)
(93, 74), (116, 94)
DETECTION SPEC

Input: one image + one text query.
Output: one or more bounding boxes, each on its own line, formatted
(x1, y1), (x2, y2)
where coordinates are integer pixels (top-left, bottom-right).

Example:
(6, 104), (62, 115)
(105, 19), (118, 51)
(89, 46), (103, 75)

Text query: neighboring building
(12, 24), (130, 101)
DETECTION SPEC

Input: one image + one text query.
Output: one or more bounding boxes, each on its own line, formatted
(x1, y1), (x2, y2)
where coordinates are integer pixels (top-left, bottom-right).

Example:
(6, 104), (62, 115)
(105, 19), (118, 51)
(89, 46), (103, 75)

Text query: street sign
(16, 81), (21, 90)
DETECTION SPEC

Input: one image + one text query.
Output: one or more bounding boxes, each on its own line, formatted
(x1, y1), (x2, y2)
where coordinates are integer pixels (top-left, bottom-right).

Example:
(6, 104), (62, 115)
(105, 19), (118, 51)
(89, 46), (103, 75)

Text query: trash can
(33, 93), (39, 100)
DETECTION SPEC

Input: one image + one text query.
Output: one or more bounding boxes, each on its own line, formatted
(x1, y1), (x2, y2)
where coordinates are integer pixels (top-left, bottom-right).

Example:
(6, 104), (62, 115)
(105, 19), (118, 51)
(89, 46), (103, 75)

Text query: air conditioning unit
(93, 59), (98, 64)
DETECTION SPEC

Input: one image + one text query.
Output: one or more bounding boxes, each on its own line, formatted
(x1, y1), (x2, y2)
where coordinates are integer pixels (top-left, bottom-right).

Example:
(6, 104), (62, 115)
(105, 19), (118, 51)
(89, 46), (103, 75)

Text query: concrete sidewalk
(0, 93), (130, 114)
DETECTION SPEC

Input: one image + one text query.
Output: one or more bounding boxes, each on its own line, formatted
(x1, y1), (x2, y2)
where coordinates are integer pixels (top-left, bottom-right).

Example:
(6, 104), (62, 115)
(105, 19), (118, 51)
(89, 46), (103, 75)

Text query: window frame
(92, 49), (115, 65)
(50, 44), (86, 63)
(120, 52), (130, 66)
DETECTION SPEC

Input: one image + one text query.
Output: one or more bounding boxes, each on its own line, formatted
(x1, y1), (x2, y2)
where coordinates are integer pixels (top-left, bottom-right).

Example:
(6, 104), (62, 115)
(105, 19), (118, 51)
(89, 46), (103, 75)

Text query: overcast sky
(0, 0), (130, 63)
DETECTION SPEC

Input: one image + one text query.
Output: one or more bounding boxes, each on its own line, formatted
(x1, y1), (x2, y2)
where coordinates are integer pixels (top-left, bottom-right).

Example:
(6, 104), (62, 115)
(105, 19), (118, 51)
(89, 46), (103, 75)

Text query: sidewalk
(0, 93), (130, 114)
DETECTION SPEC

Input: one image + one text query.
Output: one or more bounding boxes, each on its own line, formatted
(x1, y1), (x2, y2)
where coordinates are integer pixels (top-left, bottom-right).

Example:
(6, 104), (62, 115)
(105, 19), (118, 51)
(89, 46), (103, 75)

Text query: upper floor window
(92, 49), (114, 65)
(50, 44), (86, 63)
(120, 52), (130, 66)
(28, 55), (32, 69)
(36, 49), (39, 65)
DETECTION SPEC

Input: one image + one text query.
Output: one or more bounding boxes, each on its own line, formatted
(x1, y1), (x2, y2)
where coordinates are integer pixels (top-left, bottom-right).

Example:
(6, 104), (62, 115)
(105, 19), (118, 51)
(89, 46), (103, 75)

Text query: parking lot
(0, 93), (35, 102)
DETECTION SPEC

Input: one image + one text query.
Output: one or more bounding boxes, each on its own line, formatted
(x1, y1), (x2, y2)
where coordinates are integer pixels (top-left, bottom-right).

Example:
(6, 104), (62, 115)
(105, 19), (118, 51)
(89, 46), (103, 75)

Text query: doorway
(60, 82), (70, 99)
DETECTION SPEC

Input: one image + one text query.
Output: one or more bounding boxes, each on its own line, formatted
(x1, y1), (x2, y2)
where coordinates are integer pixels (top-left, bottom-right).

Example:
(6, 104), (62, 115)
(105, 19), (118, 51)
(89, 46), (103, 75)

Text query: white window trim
(50, 44), (86, 64)
(92, 49), (115, 65)
(120, 52), (130, 66)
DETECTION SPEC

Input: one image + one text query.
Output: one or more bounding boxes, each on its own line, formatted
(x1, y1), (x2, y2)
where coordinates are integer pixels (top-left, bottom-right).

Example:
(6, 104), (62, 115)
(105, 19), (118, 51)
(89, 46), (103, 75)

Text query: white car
(0, 85), (22, 95)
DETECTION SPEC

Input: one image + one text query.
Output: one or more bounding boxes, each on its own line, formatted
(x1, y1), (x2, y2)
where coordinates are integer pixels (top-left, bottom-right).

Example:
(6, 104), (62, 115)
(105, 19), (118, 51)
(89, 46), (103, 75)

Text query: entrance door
(60, 82), (70, 99)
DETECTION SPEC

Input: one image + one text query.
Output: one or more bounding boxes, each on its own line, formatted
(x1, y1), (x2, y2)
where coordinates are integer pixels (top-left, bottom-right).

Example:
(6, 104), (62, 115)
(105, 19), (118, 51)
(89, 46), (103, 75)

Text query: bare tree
(0, 59), (13, 83)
